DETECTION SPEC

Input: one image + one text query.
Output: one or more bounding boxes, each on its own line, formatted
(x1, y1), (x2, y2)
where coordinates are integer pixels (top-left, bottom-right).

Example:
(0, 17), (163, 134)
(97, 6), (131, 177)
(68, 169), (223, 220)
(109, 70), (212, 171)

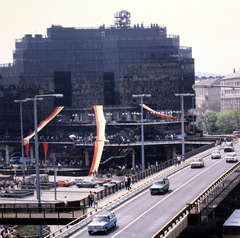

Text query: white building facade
(192, 78), (221, 112)
(221, 70), (240, 112)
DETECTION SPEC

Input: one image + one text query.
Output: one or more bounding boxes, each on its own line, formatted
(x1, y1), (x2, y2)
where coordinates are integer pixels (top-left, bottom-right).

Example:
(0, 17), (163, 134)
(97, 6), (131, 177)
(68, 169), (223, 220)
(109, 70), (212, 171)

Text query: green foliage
(204, 110), (218, 133)
(12, 225), (47, 236)
(115, 170), (124, 176)
(197, 101), (240, 134)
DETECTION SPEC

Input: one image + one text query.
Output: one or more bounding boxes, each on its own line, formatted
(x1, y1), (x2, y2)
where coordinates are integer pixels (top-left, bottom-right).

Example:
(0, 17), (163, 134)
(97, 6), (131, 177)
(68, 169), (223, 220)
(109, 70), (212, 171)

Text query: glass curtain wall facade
(0, 24), (194, 133)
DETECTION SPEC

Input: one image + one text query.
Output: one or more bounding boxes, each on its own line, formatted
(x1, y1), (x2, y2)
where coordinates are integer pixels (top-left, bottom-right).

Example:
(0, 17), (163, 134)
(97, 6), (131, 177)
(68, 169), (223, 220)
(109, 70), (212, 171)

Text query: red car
(97, 179), (112, 186)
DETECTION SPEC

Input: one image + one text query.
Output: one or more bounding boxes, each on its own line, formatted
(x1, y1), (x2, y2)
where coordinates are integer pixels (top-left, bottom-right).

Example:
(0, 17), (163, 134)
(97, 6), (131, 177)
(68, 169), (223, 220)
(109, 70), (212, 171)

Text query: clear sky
(0, 0), (239, 76)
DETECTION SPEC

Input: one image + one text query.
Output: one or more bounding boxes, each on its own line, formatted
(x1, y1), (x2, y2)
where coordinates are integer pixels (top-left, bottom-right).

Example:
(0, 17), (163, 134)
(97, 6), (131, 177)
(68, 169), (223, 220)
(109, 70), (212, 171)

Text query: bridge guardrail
(152, 154), (240, 238)
(45, 143), (218, 238)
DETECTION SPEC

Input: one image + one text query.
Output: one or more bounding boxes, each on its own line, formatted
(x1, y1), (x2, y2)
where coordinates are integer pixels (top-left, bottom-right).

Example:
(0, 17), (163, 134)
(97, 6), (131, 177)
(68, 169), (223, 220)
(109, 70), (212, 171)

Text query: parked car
(211, 150), (221, 159)
(149, 177), (169, 195)
(226, 152), (238, 163)
(97, 179), (112, 186)
(57, 179), (71, 187)
(76, 180), (98, 188)
(190, 158), (204, 168)
(224, 141), (234, 152)
(88, 211), (117, 235)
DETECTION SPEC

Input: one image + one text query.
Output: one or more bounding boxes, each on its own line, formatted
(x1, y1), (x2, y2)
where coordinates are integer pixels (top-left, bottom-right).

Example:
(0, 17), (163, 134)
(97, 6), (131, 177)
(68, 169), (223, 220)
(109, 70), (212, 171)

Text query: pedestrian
(127, 175), (132, 190)
(181, 155), (185, 163)
(0, 228), (7, 238)
(88, 191), (94, 207)
(92, 169), (95, 176)
(5, 233), (11, 238)
(93, 192), (98, 208)
(173, 155), (178, 166)
(64, 195), (68, 212)
(177, 154), (181, 165)
(124, 175), (128, 190)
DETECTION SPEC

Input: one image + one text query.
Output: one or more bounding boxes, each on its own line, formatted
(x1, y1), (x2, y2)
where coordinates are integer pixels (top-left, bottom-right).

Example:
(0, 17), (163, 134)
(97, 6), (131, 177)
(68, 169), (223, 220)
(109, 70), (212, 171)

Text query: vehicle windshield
(193, 159), (202, 162)
(212, 151), (219, 154)
(153, 181), (164, 185)
(227, 154), (235, 157)
(93, 217), (108, 222)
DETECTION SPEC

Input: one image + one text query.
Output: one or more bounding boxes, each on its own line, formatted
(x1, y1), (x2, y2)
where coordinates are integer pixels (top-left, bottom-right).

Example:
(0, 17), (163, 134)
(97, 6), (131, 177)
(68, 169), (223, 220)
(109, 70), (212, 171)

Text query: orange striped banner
(88, 105), (106, 176)
(23, 106), (64, 145)
(141, 104), (181, 119)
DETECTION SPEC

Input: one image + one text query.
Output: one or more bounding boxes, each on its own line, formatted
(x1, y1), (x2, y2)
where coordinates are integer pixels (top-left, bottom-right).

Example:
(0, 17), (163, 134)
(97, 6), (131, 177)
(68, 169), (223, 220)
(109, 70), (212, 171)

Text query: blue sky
(0, 0), (239, 76)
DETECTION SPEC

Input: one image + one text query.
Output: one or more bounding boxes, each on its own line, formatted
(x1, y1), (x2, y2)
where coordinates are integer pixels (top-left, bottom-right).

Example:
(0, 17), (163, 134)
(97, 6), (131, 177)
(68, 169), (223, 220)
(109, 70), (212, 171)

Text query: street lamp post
(175, 93), (194, 155)
(132, 94), (151, 172)
(14, 99), (27, 177)
(192, 96), (195, 134)
(26, 94), (63, 238)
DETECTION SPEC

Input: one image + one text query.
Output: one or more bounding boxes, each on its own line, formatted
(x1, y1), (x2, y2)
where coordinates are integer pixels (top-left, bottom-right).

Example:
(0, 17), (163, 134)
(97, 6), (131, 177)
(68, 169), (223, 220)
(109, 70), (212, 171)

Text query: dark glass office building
(0, 23), (194, 131)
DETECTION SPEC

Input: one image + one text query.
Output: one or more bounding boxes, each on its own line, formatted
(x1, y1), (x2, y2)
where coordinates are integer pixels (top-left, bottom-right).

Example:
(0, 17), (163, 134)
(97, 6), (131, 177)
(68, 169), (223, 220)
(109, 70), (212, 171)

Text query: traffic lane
(68, 149), (239, 237)
(71, 159), (229, 238)
(110, 157), (237, 237)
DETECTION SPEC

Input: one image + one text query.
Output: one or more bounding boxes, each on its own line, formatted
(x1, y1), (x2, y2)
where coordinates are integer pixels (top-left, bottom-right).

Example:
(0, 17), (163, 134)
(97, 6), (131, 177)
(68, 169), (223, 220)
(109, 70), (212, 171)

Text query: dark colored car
(149, 177), (169, 195)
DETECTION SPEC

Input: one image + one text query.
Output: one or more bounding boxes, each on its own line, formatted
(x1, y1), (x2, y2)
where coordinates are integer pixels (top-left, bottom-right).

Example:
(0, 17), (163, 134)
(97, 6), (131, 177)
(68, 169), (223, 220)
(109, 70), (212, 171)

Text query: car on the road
(233, 131), (240, 138)
(57, 179), (71, 187)
(211, 150), (221, 159)
(149, 177), (169, 195)
(224, 141), (234, 152)
(97, 179), (112, 186)
(226, 152), (238, 163)
(88, 211), (117, 235)
(76, 180), (98, 188)
(190, 157), (204, 168)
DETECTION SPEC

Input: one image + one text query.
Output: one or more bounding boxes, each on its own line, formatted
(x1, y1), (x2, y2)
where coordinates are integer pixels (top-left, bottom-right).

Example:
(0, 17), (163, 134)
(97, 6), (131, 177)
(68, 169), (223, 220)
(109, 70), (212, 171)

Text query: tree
(204, 110), (218, 133)
(196, 100), (209, 132)
(215, 110), (236, 134)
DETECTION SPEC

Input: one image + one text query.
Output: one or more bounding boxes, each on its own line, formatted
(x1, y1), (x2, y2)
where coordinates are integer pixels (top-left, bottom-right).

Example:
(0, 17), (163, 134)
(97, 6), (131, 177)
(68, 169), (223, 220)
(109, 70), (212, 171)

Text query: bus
(223, 209), (240, 238)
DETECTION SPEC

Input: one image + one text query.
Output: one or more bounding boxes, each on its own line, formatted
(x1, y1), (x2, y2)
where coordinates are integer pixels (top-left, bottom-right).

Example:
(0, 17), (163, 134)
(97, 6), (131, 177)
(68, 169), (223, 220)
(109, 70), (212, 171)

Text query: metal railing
(45, 143), (216, 238)
(152, 160), (240, 238)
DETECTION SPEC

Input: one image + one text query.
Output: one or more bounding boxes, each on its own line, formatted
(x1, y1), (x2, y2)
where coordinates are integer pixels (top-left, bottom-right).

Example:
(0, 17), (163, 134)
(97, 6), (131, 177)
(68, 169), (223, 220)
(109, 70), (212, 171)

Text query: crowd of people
(0, 227), (21, 238)
(0, 177), (35, 194)
(173, 154), (185, 166)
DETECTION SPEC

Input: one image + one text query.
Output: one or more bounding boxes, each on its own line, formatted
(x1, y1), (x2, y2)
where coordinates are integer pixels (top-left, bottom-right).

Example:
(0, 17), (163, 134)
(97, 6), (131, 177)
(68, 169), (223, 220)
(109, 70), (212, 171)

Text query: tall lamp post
(192, 96), (195, 134)
(175, 93), (194, 155)
(132, 94), (151, 172)
(14, 99), (27, 176)
(26, 94), (63, 238)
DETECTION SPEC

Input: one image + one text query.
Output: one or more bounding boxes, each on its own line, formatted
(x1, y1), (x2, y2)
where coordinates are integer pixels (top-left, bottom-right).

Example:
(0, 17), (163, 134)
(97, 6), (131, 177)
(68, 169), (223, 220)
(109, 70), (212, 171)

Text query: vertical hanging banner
(88, 105), (107, 176)
(25, 143), (29, 156)
(43, 143), (49, 155)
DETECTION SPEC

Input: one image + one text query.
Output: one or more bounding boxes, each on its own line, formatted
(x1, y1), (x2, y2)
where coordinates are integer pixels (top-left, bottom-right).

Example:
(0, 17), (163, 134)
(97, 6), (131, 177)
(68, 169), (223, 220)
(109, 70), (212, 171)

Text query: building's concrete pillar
(172, 146), (177, 158)
(85, 148), (89, 167)
(132, 148), (135, 170)
(5, 145), (9, 165)
(166, 146), (171, 160)
(30, 145), (34, 164)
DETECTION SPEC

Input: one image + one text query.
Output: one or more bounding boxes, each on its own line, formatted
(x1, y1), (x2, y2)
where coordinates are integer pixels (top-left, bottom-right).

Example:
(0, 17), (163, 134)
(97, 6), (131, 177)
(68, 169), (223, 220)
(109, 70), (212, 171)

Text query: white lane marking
(111, 158), (224, 237)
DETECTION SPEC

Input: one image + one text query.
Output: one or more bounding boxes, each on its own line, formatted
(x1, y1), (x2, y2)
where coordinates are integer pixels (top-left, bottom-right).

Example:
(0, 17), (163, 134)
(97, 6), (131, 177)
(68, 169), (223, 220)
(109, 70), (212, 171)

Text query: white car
(226, 152), (238, 163)
(211, 150), (221, 159)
